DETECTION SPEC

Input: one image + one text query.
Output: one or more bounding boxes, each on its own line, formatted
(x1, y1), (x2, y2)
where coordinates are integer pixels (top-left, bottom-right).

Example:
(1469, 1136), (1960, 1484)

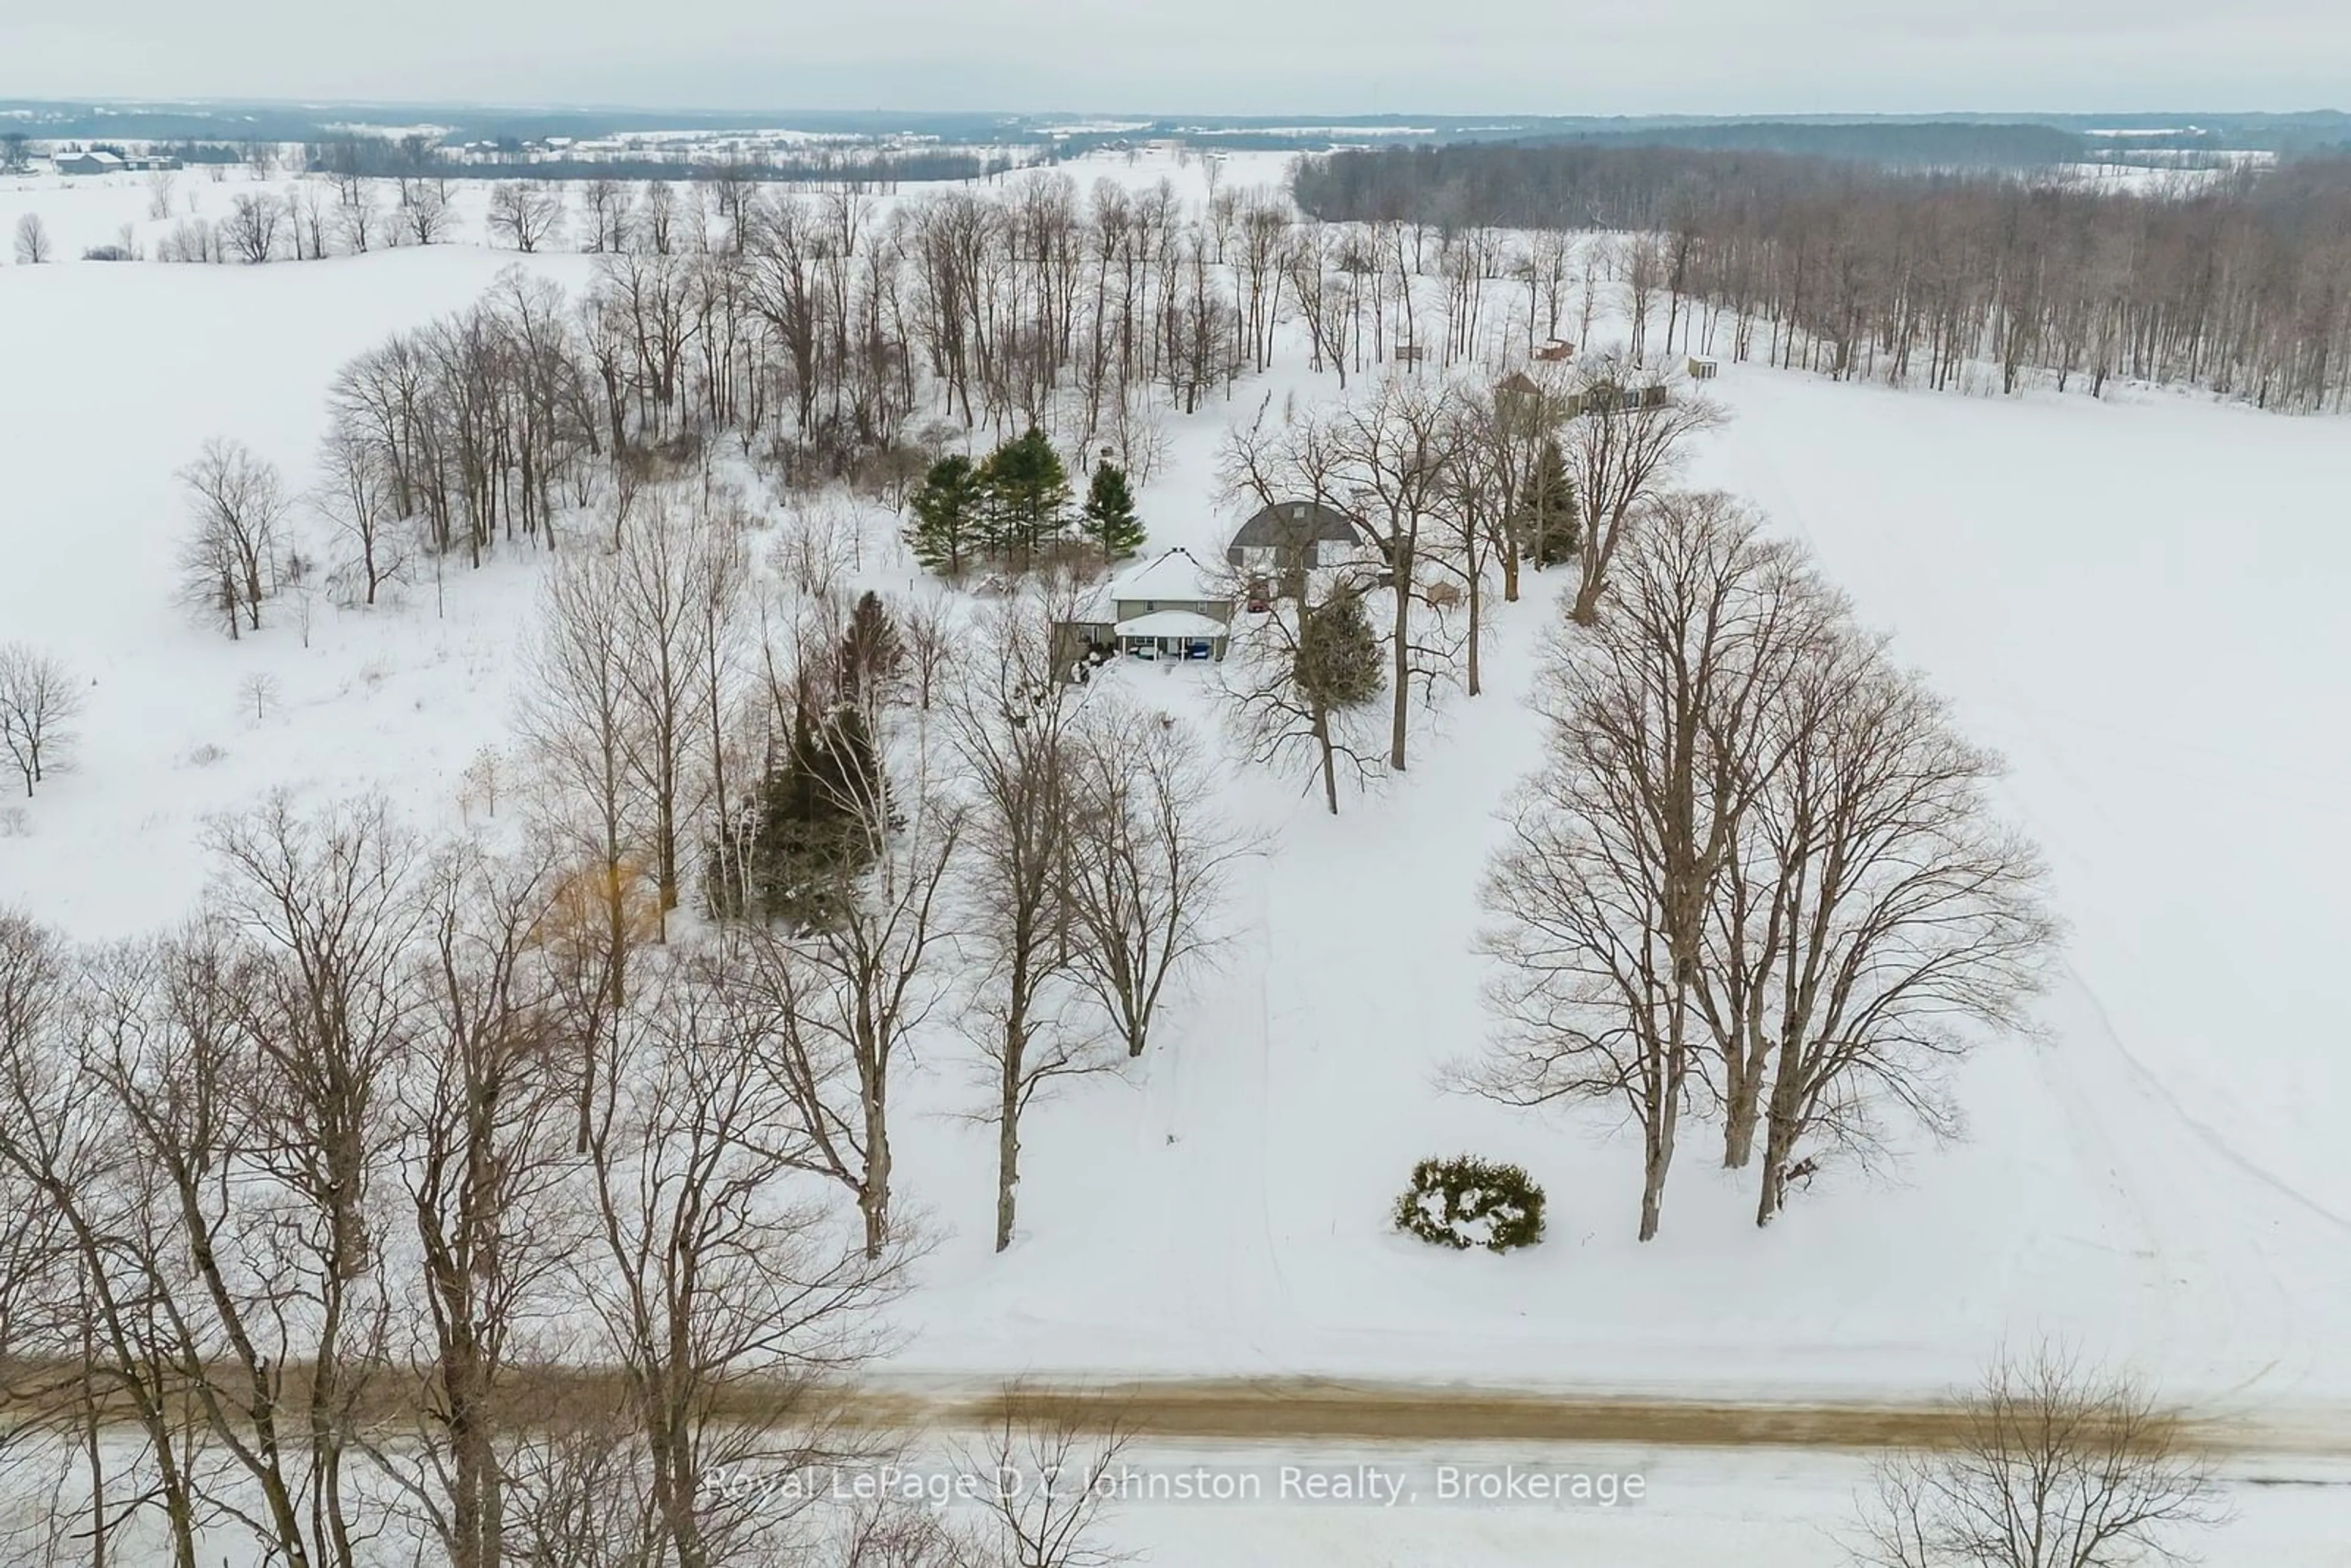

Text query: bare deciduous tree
(223, 191), (283, 263)
(948, 597), (1108, 1253)
(487, 181), (567, 255)
(520, 545), (653, 1139)
(176, 437), (288, 637)
(1223, 380), (1472, 771)
(0, 645), (83, 798)
(316, 422), (407, 606)
(577, 957), (907, 1568)
(1557, 359), (1724, 623)
(1065, 700), (1251, 1057)
(11, 214), (50, 266)
(729, 774), (962, 1261)
(1856, 1345), (2226, 1568)
(387, 844), (580, 1568)
(1220, 574), (1387, 816)
(1473, 493), (1829, 1241)
(962, 1391), (1134, 1568)
(1708, 629), (2057, 1223)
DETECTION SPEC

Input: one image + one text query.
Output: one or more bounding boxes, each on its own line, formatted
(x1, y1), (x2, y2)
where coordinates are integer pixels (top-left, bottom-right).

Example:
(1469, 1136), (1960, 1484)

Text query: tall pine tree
(708, 685), (887, 930)
(977, 427), (1072, 568)
(1079, 462), (1146, 564)
(1513, 437), (1579, 566)
(907, 454), (983, 576)
(839, 590), (906, 716)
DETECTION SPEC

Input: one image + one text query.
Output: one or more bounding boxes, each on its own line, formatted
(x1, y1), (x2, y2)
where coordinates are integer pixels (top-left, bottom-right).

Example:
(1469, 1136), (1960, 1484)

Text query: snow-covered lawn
(6, 163), (2351, 1448)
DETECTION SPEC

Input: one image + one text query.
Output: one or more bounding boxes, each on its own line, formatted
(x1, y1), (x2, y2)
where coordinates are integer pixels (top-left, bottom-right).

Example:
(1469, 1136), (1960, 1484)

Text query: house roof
(1498, 370), (1542, 395)
(1229, 501), (1361, 550)
(1117, 609), (1228, 639)
(1111, 546), (1223, 605)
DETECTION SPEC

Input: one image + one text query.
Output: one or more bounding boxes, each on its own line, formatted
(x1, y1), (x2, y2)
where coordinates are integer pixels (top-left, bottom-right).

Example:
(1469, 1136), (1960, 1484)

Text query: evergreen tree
(976, 427), (1073, 567)
(838, 590), (906, 716)
(1289, 583), (1387, 816)
(1513, 437), (1580, 566)
(907, 454), (983, 576)
(1295, 585), (1385, 713)
(1079, 462), (1147, 563)
(708, 696), (886, 929)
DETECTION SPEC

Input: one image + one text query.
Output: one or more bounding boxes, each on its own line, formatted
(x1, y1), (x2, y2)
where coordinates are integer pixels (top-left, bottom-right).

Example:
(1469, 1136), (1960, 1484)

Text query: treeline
(1294, 144), (2351, 411)
(304, 135), (1019, 188)
(163, 170), (1295, 496)
(1524, 120), (2086, 170)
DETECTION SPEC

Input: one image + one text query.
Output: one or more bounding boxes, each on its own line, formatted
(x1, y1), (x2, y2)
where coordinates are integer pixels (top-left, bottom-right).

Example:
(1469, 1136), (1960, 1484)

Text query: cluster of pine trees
(904, 427), (1145, 577)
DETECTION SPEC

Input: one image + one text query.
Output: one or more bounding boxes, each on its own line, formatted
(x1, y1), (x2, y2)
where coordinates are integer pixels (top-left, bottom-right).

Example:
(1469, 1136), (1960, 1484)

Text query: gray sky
(3, 0), (2345, 114)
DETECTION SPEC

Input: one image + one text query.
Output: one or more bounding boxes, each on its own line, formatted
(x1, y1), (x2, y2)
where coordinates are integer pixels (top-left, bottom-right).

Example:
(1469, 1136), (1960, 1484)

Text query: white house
(1056, 547), (1234, 671)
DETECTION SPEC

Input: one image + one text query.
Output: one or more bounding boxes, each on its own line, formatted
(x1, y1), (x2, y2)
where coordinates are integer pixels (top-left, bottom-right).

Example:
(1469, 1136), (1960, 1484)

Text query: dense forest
(1520, 120), (2088, 169)
(1294, 144), (2351, 410)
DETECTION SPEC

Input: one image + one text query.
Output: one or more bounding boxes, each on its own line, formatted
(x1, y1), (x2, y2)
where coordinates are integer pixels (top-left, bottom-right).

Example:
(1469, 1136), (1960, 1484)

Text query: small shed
(1687, 354), (1720, 380)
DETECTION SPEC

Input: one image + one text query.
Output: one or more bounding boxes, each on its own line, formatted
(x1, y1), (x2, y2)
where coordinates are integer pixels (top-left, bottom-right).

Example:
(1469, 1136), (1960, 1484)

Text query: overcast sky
(3, 0), (2345, 115)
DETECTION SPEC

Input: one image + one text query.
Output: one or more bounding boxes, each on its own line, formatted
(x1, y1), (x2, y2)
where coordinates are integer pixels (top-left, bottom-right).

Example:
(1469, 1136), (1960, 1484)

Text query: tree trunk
(1389, 577), (1411, 770)
(995, 967), (1026, 1252)
(994, 1065), (1021, 1253)
(1638, 1094), (1678, 1244)
(861, 1087), (892, 1259)
(1720, 1021), (1770, 1169)
(1314, 705), (1338, 816)
(1754, 1041), (1805, 1227)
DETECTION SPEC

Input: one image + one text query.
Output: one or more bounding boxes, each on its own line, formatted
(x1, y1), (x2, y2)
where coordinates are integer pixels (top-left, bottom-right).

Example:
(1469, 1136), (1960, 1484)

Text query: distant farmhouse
(1056, 547), (1234, 675)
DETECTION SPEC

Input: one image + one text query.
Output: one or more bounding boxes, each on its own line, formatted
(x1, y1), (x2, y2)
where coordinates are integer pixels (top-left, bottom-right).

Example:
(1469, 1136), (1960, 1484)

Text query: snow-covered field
(6, 148), (2351, 1483)
(1084, 1444), (2351, 1567)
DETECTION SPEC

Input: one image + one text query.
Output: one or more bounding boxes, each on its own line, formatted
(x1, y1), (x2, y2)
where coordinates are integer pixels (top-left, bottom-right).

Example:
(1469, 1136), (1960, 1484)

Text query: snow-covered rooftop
(1116, 609), (1228, 639)
(1110, 546), (1223, 606)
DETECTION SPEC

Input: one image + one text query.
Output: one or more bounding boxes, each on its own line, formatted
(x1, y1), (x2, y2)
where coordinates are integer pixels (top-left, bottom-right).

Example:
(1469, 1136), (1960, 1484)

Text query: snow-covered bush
(1394, 1156), (1546, 1253)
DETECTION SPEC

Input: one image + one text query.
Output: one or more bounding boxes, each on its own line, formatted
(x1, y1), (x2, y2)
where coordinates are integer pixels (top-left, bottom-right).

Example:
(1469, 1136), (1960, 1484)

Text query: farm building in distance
(53, 149), (126, 176)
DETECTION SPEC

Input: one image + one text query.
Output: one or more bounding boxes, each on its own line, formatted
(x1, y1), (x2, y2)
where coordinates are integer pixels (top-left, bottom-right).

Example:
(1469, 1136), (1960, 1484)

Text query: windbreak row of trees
(1294, 144), (2351, 410)
(1472, 492), (2060, 1240)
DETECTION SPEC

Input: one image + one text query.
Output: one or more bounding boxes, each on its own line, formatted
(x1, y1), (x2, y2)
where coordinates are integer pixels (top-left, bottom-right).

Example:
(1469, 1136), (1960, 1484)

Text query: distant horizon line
(3, 94), (2347, 122)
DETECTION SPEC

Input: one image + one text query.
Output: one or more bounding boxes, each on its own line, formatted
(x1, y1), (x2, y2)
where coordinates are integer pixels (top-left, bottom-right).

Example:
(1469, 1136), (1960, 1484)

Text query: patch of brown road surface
(842, 1378), (2349, 1457)
(10, 1362), (2343, 1456)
